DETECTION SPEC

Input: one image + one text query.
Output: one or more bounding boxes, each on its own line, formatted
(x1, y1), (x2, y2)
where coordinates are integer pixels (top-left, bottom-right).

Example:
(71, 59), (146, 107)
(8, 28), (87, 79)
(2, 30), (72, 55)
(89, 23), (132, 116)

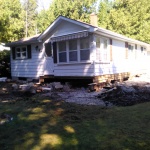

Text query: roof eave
(95, 28), (149, 46)
(6, 40), (40, 47)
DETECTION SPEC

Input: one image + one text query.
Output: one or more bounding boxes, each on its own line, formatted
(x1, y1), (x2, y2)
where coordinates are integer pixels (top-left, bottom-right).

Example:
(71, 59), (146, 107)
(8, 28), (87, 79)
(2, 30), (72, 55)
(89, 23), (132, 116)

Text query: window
(58, 41), (67, 62)
(12, 45), (31, 60)
(141, 46), (146, 57)
(96, 36), (108, 61)
(80, 37), (90, 61)
(57, 37), (90, 63)
(16, 47), (27, 59)
(128, 44), (134, 59)
(69, 39), (77, 61)
(96, 36), (101, 60)
(103, 39), (108, 60)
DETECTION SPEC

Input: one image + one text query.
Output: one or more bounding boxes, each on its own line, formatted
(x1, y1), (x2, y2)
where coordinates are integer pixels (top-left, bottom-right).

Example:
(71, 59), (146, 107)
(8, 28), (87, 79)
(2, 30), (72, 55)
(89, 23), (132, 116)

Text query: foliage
(98, 0), (150, 43)
(97, 0), (113, 28)
(37, 0), (97, 33)
(0, 0), (24, 42)
(0, 50), (11, 77)
(0, 92), (150, 149)
(22, 0), (38, 37)
(0, 0), (150, 44)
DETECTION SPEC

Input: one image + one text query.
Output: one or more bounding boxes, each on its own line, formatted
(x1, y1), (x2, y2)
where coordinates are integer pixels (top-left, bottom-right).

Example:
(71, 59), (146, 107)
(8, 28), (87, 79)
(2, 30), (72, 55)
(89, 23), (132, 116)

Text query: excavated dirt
(97, 73), (150, 106)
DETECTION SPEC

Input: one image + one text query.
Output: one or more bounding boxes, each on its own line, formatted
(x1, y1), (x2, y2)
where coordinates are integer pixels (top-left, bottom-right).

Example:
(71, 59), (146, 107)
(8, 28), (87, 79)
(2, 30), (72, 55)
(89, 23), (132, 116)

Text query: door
(44, 42), (54, 75)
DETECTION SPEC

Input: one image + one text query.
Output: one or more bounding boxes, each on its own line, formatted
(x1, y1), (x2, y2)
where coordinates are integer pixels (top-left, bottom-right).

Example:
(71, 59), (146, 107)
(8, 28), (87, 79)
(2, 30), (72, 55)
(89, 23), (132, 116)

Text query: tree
(22, 0), (38, 37)
(0, 0), (24, 42)
(97, 0), (114, 28)
(0, 50), (11, 77)
(103, 0), (150, 43)
(37, 0), (97, 33)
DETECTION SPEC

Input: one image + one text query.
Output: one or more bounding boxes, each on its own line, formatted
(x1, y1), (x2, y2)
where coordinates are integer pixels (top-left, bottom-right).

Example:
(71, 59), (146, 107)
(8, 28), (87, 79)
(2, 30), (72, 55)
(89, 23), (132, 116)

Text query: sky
(38, 0), (52, 11)
(21, 0), (103, 12)
(38, 0), (101, 12)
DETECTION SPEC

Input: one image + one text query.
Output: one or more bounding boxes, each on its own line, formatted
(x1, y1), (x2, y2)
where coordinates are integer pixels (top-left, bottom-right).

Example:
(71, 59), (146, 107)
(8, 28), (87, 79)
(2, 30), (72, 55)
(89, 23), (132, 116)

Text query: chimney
(90, 13), (98, 27)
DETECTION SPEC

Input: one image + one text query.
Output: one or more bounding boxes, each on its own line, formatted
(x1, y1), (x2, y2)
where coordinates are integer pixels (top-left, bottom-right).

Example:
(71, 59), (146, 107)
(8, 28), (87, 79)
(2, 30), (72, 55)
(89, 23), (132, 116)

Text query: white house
(7, 15), (150, 83)
(0, 43), (10, 51)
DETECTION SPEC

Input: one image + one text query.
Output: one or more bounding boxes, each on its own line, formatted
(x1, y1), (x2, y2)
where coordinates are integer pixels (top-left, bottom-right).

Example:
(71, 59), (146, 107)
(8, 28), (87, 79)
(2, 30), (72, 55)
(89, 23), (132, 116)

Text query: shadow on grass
(0, 94), (150, 150)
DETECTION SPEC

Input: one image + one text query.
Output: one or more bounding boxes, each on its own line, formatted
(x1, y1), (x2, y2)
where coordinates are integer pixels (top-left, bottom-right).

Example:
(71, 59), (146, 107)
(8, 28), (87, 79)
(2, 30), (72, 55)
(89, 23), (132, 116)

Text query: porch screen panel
(69, 39), (77, 61)
(80, 37), (90, 61)
(58, 41), (67, 62)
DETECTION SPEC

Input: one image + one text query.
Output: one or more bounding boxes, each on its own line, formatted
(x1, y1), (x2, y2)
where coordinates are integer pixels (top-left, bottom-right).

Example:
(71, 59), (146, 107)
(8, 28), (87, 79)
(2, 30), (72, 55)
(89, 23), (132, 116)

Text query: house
(7, 14), (150, 83)
(0, 43), (10, 51)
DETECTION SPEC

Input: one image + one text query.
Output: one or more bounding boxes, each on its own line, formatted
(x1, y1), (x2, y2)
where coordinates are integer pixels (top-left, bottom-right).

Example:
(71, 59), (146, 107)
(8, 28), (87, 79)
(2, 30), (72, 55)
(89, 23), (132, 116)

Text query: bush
(0, 50), (11, 78)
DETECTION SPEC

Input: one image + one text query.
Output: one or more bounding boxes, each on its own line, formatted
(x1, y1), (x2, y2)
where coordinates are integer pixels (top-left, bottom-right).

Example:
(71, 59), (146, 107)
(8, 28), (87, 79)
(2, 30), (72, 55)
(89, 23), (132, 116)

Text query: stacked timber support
(93, 72), (130, 84)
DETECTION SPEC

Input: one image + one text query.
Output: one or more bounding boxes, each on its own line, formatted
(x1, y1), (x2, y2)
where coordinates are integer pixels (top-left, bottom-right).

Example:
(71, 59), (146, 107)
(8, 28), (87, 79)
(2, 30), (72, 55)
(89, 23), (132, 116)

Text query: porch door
(44, 42), (54, 75)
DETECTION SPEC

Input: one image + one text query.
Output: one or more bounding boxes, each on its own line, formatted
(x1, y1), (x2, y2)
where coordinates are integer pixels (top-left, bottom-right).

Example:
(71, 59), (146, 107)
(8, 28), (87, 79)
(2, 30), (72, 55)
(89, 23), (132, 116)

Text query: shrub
(0, 50), (11, 78)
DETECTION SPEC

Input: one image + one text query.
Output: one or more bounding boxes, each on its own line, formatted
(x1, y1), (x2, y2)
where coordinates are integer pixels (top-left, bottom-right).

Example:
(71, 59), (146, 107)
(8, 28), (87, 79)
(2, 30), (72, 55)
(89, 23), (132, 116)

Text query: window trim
(95, 35), (109, 62)
(15, 46), (28, 59)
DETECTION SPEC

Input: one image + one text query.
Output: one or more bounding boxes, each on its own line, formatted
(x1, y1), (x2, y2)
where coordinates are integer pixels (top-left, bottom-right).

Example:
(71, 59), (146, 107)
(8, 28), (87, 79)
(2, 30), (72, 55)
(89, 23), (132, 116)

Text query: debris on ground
(0, 73), (150, 107)
(97, 73), (150, 106)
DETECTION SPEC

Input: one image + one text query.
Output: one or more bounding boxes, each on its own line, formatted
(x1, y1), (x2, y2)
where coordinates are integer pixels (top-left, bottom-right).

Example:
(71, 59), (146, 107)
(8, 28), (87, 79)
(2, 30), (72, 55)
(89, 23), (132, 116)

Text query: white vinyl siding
(11, 43), (44, 78)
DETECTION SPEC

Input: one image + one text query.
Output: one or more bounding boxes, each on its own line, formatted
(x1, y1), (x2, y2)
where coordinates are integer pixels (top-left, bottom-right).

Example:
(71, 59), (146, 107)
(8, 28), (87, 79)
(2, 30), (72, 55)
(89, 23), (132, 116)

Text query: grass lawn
(0, 94), (150, 150)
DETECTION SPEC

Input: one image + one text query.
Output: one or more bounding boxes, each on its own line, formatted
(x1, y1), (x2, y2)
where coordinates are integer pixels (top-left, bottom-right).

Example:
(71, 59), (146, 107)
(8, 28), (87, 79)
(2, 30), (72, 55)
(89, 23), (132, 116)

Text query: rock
(6, 79), (11, 82)
(28, 82), (34, 87)
(42, 87), (52, 92)
(0, 77), (7, 82)
(2, 88), (7, 92)
(63, 84), (71, 92)
(53, 82), (63, 90)
(29, 87), (36, 94)
(12, 84), (18, 90)
(19, 84), (30, 91)
(117, 85), (136, 93)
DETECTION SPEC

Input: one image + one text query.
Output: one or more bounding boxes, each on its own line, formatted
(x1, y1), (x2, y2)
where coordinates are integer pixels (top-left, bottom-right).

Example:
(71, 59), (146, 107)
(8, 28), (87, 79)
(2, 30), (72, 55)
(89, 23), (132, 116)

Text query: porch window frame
(57, 41), (67, 63)
(57, 37), (90, 64)
(79, 37), (90, 61)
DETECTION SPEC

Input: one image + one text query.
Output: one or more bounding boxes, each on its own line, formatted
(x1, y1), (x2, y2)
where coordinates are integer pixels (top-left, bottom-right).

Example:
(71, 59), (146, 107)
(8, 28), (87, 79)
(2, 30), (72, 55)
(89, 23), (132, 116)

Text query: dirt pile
(97, 74), (150, 106)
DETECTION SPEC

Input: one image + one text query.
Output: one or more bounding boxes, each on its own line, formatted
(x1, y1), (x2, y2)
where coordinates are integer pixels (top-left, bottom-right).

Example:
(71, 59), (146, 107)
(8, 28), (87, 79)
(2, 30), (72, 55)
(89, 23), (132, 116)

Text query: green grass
(0, 95), (150, 150)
